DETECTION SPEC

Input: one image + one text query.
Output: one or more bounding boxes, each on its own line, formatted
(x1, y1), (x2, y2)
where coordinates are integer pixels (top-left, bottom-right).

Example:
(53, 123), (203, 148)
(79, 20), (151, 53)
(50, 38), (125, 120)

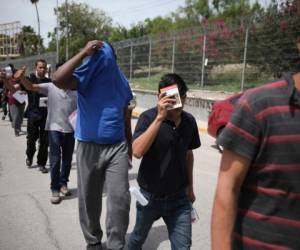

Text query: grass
(130, 72), (275, 93)
(130, 74), (163, 91)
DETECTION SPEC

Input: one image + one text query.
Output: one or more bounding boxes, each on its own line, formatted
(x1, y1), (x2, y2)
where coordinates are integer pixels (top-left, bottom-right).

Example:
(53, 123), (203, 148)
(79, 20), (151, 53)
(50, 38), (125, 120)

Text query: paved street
(0, 117), (221, 250)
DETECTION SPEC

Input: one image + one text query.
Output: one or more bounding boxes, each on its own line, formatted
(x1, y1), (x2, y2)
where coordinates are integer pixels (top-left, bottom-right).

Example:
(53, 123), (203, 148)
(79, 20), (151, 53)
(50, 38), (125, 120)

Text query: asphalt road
(0, 117), (221, 250)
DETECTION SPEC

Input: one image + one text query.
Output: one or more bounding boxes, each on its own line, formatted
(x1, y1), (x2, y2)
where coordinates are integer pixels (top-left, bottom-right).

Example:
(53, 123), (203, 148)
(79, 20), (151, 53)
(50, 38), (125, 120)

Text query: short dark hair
(7, 63), (16, 73)
(35, 59), (47, 67)
(158, 73), (188, 97)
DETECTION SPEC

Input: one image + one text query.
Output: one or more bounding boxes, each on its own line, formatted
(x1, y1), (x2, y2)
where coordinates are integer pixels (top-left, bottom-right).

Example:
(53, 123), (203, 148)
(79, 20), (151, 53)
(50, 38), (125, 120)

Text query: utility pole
(65, 0), (69, 60)
(34, 2), (41, 55)
(148, 38), (152, 78)
(200, 31), (207, 88)
(171, 35), (176, 73)
(129, 44), (133, 81)
(241, 26), (249, 92)
(56, 0), (59, 63)
(241, 16), (252, 92)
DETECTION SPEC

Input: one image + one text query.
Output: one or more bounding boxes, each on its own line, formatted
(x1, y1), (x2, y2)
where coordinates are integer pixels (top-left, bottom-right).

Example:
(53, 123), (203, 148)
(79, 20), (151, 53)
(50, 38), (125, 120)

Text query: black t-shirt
(26, 73), (51, 119)
(133, 107), (201, 195)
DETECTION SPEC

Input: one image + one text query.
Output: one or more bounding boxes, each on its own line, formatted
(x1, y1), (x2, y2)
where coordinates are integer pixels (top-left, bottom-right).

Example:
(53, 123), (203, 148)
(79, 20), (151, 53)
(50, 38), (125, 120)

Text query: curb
(132, 110), (208, 134)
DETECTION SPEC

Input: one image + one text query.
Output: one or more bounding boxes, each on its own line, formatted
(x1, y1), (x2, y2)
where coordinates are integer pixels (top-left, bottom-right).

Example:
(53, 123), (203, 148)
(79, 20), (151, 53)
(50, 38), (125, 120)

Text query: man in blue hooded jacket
(53, 40), (133, 250)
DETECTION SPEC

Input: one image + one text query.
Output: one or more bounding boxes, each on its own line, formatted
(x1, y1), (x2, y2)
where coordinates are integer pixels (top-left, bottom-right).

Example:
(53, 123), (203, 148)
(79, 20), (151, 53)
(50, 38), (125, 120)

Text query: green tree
(144, 16), (174, 34)
(109, 22), (148, 42)
(110, 16), (174, 41)
(171, 0), (213, 29)
(48, 2), (113, 60)
(30, 0), (41, 54)
(127, 22), (148, 38)
(249, 0), (300, 77)
(109, 25), (129, 42)
(18, 26), (43, 56)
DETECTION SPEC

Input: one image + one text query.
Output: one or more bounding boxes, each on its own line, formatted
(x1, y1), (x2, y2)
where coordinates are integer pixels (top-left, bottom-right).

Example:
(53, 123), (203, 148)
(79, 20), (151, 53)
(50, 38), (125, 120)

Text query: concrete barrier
(131, 89), (225, 134)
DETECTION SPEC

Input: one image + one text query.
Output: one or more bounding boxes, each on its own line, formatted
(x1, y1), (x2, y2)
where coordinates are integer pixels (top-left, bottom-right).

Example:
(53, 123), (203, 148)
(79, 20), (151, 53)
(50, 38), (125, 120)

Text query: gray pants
(9, 103), (25, 130)
(77, 141), (130, 250)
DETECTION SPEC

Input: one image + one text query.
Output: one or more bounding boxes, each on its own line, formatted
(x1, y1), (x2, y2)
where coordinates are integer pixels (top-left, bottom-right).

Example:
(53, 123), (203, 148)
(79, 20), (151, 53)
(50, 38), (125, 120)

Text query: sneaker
(15, 129), (20, 137)
(39, 165), (48, 173)
(26, 158), (32, 167)
(2, 116), (5, 120)
(50, 191), (62, 204)
(60, 185), (71, 196)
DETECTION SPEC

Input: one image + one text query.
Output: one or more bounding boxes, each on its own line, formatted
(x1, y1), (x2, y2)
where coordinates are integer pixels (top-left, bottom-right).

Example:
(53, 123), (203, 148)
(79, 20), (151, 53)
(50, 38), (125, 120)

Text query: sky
(0, 0), (186, 46)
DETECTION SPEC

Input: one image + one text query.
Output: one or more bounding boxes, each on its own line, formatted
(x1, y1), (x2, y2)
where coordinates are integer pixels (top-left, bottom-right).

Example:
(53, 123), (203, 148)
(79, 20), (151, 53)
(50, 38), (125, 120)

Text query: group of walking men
(52, 41), (200, 250)
(1, 35), (300, 250)
(1, 60), (77, 204)
(0, 63), (26, 136)
(1, 41), (200, 250)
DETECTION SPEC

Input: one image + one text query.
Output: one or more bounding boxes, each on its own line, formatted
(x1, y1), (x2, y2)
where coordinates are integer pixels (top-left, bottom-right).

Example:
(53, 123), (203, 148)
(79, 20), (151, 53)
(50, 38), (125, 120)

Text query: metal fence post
(129, 44), (133, 81)
(56, 0), (59, 63)
(171, 35), (176, 73)
(200, 32), (207, 88)
(148, 38), (152, 78)
(241, 26), (249, 92)
(65, 0), (69, 60)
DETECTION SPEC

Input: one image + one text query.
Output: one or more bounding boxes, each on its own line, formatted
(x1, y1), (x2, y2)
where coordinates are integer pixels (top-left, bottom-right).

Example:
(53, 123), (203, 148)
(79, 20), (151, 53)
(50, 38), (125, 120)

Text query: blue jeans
(128, 189), (192, 250)
(49, 131), (75, 191)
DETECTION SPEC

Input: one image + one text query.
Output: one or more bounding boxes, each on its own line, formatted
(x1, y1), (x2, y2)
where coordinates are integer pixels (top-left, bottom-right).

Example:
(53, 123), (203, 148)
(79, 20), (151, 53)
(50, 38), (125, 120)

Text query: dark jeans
(128, 189), (192, 250)
(9, 103), (25, 130)
(2, 101), (8, 116)
(26, 116), (48, 166)
(49, 131), (75, 191)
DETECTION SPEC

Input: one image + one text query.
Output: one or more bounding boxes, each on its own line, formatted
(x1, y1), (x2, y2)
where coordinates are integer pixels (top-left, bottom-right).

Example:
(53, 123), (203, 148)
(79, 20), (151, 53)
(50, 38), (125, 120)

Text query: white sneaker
(60, 185), (71, 196)
(50, 191), (62, 204)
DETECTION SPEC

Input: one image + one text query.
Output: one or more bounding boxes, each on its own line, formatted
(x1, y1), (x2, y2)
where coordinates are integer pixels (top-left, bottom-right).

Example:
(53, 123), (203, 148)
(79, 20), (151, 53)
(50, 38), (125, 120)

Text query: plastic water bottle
(129, 186), (148, 206)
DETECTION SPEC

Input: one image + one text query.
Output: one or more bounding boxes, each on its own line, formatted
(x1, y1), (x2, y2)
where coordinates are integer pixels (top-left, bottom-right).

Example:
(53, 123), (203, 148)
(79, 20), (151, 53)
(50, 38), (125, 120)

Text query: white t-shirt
(38, 83), (77, 133)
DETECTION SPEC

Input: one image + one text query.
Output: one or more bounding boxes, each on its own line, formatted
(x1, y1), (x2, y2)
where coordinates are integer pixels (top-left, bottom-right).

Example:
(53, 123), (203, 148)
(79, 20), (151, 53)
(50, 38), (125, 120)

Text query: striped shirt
(218, 73), (300, 250)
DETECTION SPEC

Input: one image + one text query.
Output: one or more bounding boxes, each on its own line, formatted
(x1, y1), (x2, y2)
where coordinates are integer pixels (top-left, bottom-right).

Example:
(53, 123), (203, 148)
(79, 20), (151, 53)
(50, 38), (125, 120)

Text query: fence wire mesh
(1, 14), (299, 92)
(0, 52), (56, 76)
(114, 15), (300, 92)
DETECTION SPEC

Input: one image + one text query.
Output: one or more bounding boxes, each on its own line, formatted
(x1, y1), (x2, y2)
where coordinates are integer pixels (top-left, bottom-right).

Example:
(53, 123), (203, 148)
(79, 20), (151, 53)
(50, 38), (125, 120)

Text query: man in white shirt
(15, 63), (77, 204)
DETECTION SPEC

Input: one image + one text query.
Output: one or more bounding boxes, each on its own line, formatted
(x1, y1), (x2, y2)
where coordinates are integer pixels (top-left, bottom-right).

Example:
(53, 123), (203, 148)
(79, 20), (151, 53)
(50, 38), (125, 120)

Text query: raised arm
(132, 93), (175, 159)
(14, 67), (40, 92)
(53, 40), (103, 90)
(211, 149), (250, 250)
(0, 69), (20, 93)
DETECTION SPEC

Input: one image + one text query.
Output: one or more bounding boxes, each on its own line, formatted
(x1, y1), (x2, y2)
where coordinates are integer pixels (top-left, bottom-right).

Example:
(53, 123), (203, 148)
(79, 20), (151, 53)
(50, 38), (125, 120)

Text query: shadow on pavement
(63, 188), (78, 200)
(27, 164), (41, 169)
(129, 172), (138, 181)
(71, 162), (77, 170)
(136, 225), (169, 250)
(102, 225), (168, 250)
(127, 225), (168, 250)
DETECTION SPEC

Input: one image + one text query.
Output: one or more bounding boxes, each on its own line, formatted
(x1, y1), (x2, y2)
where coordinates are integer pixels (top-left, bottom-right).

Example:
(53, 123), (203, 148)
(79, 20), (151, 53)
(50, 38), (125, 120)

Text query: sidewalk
(188, 89), (234, 101)
(0, 114), (218, 250)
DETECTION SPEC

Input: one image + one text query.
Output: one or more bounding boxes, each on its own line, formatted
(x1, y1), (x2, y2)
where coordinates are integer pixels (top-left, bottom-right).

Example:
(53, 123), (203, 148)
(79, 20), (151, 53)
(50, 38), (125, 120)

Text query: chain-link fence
(1, 14), (299, 92)
(114, 15), (300, 92)
(0, 52), (56, 75)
